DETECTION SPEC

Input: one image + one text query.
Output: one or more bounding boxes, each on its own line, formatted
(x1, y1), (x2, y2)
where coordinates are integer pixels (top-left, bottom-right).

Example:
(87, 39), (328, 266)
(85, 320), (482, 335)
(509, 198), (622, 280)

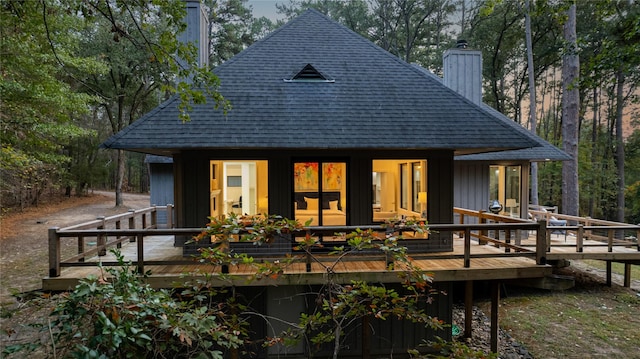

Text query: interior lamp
(418, 192), (427, 204)
(505, 198), (517, 216)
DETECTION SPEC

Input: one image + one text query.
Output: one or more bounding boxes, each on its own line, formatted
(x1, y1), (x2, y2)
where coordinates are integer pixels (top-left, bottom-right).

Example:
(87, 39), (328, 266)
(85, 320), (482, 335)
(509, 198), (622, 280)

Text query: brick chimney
(178, 0), (209, 81)
(443, 40), (483, 105)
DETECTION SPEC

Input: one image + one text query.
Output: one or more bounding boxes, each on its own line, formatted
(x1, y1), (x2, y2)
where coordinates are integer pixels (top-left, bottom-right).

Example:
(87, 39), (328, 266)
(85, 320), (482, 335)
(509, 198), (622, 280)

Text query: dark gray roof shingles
(102, 9), (544, 155)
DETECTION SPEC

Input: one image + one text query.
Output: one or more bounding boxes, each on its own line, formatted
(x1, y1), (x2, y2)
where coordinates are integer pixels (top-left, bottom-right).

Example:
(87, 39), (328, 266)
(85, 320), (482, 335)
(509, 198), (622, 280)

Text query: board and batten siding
(453, 162), (489, 225)
(148, 162), (174, 226)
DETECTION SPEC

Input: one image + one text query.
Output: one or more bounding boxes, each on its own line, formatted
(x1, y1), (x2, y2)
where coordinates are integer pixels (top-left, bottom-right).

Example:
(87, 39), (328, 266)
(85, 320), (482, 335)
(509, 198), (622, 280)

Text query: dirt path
(0, 191), (151, 304)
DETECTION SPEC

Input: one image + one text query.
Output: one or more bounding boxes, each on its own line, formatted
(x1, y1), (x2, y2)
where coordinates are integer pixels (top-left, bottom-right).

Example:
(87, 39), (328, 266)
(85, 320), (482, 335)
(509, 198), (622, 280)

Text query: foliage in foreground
(48, 252), (242, 358)
(6, 215), (494, 358)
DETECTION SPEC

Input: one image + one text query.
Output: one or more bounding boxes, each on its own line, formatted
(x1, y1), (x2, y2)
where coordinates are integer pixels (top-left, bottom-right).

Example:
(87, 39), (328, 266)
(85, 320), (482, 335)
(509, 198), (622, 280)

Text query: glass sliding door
(505, 166), (521, 217)
(488, 165), (521, 217)
(293, 161), (346, 226)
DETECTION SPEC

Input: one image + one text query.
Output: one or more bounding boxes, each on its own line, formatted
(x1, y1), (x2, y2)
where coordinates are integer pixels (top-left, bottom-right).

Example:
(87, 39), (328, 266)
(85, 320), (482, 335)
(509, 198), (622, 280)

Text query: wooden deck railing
(456, 207), (640, 253)
(48, 207), (638, 279)
(48, 207), (546, 278)
(528, 209), (639, 242)
(48, 205), (174, 277)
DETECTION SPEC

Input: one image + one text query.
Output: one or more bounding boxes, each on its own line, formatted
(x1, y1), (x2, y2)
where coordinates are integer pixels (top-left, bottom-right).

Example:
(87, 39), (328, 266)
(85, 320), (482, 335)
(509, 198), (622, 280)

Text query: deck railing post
(385, 251), (394, 269)
(458, 212), (464, 238)
(48, 227), (61, 277)
(305, 229), (313, 272)
(536, 220), (547, 265)
(585, 217), (592, 240)
(464, 228), (471, 268)
(504, 229), (511, 253)
(115, 218), (122, 248)
(97, 216), (106, 256)
(78, 235), (85, 262)
(137, 234), (144, 274)
(151, 205), (157, 229)
(576, 224), (584, 252)
(607, 229), (614, 253)
(166, 204), (174, 228)
(479, 211), (487, 245)
(128, 209), (136, 242)
(142, 212), (148, 229)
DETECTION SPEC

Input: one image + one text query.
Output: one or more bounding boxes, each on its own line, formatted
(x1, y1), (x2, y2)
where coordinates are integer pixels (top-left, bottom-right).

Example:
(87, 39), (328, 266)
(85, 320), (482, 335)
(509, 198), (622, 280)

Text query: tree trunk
(525, 0), (538, 207)
(561, 4), (579, 218)
(116, 149), (125, 206)
(589, 85), (598, 218)
(614, 69), (625, 224)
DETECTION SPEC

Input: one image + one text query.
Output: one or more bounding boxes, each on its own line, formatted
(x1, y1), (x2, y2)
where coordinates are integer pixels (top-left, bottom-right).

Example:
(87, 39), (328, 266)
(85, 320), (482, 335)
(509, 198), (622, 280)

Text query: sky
(247, 0), (284, 21)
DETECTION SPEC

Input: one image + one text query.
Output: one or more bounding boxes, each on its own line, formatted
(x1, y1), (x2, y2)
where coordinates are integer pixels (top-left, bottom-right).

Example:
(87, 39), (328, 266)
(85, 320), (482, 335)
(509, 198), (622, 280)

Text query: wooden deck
(43, 206), (639, 291)
(43, 235), (553, 291)
(40, 207), (639, 355)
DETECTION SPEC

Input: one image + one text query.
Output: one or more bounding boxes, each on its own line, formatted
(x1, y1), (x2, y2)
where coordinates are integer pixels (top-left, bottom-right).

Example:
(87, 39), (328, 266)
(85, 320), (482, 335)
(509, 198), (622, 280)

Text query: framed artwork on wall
(294, 162), (319, 190)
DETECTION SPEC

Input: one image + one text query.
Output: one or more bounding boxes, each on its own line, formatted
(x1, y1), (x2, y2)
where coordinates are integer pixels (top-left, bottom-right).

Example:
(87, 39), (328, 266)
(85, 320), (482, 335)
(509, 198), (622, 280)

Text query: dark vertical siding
(427, 152), (454, 251)
(370, 283), (452, 355)
(179, 152), (210, 228)
(149, 163), (174, 225)
(173, 153), (184, 228)
(427, 152), (454, 224)
(349, 155), (372, 225)
(178, 152), (210, 253)
(306, 282), (451, 357)
(268, 154), (292, 219)
(453, 162), (489, 224)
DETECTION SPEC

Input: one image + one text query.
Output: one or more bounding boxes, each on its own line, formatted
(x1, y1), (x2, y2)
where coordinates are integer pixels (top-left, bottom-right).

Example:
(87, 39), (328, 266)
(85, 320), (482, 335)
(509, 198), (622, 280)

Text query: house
(101, 5), (564, 356)
(102, 8), (552, 235)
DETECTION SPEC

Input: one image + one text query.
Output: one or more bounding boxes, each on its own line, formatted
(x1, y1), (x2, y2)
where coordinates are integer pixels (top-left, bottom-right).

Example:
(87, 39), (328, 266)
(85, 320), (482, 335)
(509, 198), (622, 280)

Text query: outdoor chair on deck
(548, 213), (567, 241)
(530, 207), (567, 240)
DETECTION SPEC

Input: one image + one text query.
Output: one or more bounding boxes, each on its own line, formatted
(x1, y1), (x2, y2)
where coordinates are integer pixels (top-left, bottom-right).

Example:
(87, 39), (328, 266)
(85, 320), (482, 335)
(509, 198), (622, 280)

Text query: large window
(372, 160), (426, 222)
(293, 161), (347, 226)
(209, 160), (268, 218)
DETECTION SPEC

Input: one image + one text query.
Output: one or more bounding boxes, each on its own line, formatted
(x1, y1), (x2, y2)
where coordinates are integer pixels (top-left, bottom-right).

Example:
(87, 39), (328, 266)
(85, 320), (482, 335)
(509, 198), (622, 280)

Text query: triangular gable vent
(284, 64), (335, 83)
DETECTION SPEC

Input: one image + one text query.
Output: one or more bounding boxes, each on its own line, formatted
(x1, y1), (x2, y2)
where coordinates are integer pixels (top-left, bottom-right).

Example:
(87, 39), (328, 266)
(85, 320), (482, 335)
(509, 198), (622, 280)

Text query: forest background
(1, 0), (639, 224)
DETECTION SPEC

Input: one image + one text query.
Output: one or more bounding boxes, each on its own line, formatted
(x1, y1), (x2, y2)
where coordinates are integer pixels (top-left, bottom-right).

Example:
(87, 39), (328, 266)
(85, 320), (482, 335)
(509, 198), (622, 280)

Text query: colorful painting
(323, 163), (342, 190)
(294, 162), (319, 190)
(293, 162), (343, 191)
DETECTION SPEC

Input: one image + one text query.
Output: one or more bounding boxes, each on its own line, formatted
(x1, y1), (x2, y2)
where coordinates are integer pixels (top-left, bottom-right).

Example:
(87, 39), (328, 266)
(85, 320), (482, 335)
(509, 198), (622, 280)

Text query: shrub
(49, 250), (243, 358)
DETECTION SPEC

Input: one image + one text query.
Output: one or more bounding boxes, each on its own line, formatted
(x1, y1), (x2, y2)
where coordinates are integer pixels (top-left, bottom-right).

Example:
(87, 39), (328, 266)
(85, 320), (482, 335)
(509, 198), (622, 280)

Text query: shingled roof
(455, 104), (570, 161)
(102, 9), (544, 156)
